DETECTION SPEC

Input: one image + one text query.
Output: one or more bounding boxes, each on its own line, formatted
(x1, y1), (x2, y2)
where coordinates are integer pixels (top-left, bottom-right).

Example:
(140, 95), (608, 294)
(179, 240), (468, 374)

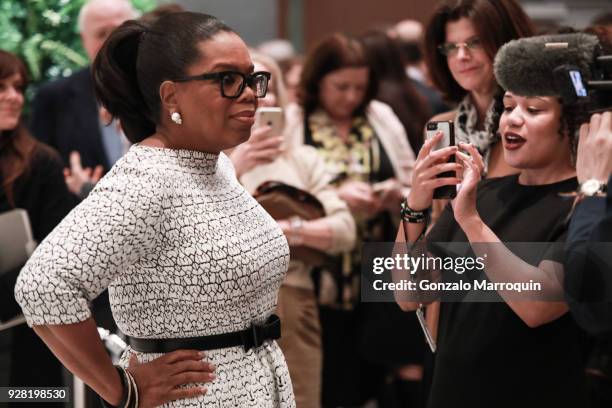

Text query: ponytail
(92, 21), (155, 143)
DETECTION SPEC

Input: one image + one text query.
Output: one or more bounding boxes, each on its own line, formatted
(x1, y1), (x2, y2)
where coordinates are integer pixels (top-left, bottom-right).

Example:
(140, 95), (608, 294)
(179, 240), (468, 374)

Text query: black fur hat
(493, 33), (599, 97)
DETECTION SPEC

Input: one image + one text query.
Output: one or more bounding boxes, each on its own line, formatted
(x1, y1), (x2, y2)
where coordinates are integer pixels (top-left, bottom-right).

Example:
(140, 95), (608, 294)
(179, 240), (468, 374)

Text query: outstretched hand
(63, 151), (104, 196)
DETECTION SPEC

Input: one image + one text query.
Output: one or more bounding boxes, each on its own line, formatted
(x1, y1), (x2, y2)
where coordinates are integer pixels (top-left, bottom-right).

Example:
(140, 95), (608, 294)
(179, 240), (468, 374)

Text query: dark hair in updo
(92, 12), (235, 143)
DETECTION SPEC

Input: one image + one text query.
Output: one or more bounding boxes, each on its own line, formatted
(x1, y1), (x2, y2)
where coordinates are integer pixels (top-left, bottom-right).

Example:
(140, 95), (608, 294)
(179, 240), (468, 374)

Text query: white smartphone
(254, 107), (284, 136)
(425, 120), (454, 152)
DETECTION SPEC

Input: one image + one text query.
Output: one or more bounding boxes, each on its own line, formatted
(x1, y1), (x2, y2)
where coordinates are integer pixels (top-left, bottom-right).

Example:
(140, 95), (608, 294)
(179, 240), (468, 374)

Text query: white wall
(522, 0), (611, 29)
(177, 0), (278, 47)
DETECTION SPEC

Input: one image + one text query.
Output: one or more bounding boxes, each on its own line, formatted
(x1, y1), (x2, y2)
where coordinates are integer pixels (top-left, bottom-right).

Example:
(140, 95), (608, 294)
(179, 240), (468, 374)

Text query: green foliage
(0, 0), (156, 90)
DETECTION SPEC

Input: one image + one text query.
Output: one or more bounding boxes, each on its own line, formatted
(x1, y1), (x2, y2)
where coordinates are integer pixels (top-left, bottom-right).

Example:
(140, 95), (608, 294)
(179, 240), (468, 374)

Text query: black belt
(126, 315), (281, 353)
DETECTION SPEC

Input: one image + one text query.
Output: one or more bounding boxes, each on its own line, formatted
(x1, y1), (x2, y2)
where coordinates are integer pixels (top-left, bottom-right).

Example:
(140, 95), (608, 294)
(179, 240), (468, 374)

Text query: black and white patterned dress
(15, 145), (295, 407)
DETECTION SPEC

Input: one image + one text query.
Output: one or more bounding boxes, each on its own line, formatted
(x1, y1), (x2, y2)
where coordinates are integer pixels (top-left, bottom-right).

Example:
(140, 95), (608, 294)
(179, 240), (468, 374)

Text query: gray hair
(77, 0), (138, 33)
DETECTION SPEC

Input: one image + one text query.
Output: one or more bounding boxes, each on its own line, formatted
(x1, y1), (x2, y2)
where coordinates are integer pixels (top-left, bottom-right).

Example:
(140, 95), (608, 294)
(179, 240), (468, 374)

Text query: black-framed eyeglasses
(173, 70), (271, 99)
(438, 37), (483, 56)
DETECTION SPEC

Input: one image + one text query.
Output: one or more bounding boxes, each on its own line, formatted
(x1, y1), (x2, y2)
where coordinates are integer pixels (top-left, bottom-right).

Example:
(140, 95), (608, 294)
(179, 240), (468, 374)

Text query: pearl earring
(171, 112), (183, 125)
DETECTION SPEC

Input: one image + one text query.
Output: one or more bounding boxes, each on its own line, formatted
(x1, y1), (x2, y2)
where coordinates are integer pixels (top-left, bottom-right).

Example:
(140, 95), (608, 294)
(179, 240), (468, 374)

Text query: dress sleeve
(14, 162), (162, 326)
(368, 100), (416, 186)
(564, 194), (612, 334)
(299, 146), (356, 254)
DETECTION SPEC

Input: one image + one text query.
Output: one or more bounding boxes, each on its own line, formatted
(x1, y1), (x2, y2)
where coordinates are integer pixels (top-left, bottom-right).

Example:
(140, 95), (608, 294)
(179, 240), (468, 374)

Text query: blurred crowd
(1, 0), (612, 407)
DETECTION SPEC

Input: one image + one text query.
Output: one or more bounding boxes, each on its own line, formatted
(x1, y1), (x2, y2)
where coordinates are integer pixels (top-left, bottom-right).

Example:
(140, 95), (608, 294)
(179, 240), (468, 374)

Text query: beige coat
(240, 145), (356, 289)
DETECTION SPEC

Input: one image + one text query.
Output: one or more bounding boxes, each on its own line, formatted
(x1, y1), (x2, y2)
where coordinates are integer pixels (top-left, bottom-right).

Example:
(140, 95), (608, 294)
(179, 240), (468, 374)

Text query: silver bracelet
(116, 366), (132, 408)
(125, 369), (139, 408)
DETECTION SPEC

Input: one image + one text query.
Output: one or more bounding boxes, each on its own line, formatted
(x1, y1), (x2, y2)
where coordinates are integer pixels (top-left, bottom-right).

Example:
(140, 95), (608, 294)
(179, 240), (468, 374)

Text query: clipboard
(0, 209), (37, 275)
(0, 209), (36, 328)
(416, 304), (437, 353)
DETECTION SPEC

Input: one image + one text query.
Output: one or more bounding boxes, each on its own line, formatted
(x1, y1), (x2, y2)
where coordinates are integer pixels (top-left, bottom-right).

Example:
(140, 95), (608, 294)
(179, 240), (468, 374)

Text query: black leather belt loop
(126, 315), (281, 353)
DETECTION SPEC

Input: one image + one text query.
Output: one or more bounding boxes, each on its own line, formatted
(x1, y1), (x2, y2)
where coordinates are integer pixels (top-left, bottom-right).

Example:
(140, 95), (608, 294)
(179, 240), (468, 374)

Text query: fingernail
(200, 387), (208, 394)
(199, 351), (206, 357)
(209, 363), (216, 370)
(209, 373), (216, 380)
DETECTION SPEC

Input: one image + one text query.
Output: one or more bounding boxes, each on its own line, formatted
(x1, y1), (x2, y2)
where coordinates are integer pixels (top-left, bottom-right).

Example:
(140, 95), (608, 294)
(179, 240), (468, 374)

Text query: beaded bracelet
(400, 200), (430, 224)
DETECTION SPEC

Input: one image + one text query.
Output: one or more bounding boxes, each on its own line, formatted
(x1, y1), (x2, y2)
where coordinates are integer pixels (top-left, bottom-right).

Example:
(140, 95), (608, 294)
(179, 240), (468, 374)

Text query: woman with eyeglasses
(15, 12), (295, 408)
(423, 0), (534, 176)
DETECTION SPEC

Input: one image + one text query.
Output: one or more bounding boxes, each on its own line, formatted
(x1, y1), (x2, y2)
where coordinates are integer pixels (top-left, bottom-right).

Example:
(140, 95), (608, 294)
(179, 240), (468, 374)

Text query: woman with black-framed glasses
(15, 12), (295, 408)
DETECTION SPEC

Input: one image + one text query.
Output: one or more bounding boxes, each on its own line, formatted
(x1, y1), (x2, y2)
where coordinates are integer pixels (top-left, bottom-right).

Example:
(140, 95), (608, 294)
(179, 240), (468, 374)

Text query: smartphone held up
(425, 121), (457, 199)
(254, 107), (285, 136)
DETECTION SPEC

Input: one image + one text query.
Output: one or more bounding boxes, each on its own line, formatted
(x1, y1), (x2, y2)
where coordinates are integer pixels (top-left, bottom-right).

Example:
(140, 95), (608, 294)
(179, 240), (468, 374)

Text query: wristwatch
(288, 216), (304, 246)
(579, 179), (607, 197)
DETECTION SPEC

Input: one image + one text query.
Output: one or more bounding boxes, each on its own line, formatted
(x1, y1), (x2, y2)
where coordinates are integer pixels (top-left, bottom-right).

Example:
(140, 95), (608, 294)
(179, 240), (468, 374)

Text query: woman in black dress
(394, 34), (595, 407)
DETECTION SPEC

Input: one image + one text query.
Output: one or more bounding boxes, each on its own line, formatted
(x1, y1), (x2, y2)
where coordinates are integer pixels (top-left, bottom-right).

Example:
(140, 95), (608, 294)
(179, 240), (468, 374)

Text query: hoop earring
(171, 112), (183, 125)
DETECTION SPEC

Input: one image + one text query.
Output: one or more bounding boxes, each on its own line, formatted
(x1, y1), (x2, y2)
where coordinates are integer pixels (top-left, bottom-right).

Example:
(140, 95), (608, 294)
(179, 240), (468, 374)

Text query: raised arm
(565, 111), (612, 333)
(393, 133), (461, 311)
(452, 143), (568, 328)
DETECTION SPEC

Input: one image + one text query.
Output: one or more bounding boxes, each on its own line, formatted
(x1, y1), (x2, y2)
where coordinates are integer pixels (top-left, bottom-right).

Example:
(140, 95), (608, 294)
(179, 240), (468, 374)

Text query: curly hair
(559, 100), (591, 163)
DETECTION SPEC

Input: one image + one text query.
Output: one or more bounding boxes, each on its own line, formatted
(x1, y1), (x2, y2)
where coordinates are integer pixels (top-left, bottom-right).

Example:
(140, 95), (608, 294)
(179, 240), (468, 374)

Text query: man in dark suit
(29, 0), (136, 171)
(565, 111), (612, 334)
(565, 111), (612, 408)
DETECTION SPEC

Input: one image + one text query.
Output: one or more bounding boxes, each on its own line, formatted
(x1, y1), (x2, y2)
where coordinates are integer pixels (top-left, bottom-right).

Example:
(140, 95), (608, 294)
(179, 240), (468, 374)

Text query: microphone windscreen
(494, 33), (599, 97)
